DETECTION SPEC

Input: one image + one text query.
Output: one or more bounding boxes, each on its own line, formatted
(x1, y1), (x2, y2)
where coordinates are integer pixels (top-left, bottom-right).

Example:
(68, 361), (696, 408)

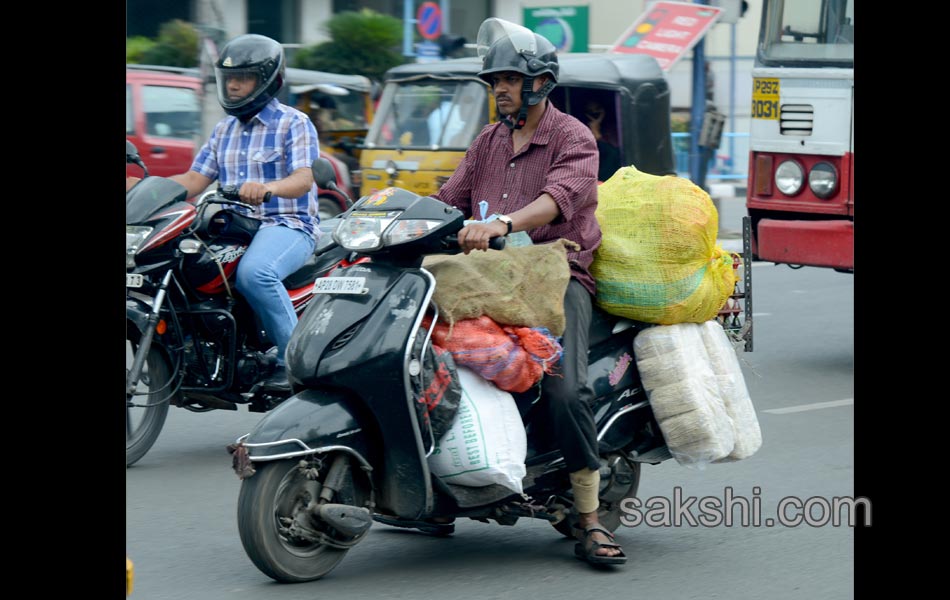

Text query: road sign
(416, 2), (443, 41)
(523, 6), (589, 53)
(609, 1), (723, 71)
(415, 40), (442, 63)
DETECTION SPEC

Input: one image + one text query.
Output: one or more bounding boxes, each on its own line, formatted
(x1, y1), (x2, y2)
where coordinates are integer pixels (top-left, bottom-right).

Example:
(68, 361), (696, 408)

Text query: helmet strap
(503, 105), (529, 130)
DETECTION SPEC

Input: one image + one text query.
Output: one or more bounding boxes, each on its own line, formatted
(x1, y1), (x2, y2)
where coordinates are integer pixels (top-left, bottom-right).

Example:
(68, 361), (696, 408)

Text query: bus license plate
(751, 77), (780, 120)
(126, 273), (144, 288)
(313, 276), (366, 295)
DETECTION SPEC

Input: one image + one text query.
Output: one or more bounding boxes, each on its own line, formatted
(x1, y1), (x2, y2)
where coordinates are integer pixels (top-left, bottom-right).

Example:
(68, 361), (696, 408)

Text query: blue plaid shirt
(190, 98), (320, 238)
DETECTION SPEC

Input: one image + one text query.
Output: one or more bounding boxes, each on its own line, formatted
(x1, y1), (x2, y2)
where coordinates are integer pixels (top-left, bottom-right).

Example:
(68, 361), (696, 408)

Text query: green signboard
(523, 5), (589, 53)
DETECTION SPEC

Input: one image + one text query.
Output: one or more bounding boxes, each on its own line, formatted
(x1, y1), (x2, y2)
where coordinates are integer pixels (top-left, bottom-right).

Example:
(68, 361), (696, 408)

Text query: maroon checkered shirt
(433, 101), (602, 295)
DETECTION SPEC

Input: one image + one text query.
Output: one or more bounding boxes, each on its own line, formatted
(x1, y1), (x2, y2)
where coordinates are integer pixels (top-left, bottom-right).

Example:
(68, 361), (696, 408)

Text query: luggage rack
(716, 216), (753, 352)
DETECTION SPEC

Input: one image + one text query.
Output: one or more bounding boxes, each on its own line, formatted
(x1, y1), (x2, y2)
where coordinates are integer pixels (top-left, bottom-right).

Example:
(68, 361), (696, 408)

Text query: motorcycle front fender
(126, 296), (152, 334)
(240, 388), (376, 468)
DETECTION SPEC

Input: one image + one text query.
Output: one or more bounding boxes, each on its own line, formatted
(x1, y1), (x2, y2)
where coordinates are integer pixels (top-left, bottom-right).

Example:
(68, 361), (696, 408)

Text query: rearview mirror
(311, 157), (338, 189)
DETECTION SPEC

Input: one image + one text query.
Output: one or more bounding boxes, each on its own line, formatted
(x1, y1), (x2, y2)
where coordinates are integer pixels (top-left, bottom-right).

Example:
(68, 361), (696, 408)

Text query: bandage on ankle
(569, 468), (601, 514)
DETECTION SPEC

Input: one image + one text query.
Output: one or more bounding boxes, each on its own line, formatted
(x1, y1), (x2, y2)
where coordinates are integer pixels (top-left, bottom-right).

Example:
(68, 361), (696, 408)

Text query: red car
(126, 66), (204, 179)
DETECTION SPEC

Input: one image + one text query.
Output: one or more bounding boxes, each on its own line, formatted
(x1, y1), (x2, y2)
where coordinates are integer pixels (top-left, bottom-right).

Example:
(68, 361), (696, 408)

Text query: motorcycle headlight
(333, 211), (400, 251)
(126, 226), (153, 268)
(808, 162), (838, 199)
(774, 160), (804, 196)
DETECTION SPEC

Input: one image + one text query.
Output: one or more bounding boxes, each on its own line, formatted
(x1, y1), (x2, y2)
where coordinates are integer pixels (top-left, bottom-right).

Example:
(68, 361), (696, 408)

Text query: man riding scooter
(380, 17), (626, 566)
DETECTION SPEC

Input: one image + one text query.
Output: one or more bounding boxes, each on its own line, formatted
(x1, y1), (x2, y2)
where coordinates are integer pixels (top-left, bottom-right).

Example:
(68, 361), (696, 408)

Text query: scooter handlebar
(442, 234), (507, 252)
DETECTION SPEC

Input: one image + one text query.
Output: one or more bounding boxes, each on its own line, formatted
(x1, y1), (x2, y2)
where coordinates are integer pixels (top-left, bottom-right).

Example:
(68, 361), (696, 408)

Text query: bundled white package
(634, 323), (735, 466)
(700, 320), (762, 461)
(427, 366), (527, 494)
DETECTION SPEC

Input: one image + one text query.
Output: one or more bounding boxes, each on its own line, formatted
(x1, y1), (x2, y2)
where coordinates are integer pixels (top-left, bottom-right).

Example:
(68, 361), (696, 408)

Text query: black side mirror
(126, 140), (148, 176)
(312, 157), (339, 190)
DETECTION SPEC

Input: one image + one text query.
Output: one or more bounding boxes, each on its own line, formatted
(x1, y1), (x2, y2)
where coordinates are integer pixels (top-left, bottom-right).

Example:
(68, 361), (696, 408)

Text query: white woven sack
(634, 323), (735, 466)
(427, 366), (527, 494)
(701, 321), (762, 461)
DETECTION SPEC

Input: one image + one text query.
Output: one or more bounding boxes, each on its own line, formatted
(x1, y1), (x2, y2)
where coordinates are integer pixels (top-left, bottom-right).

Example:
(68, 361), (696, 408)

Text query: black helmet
(215, 34), (285, 121)
(476, 18), (558, 129)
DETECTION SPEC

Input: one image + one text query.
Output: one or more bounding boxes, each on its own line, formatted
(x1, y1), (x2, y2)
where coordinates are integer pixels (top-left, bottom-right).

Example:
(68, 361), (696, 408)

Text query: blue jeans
(234, 225), (315, 366)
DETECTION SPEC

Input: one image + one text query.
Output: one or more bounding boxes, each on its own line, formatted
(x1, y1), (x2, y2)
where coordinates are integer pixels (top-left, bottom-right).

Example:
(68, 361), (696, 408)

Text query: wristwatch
(497, 215), (513, 235)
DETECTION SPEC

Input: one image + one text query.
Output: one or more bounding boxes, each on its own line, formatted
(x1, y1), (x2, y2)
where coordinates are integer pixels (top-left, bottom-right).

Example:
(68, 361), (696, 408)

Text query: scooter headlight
(126, 226), (153, 268)
(383, 219), (444, 245)
(333, 211), (400, 251)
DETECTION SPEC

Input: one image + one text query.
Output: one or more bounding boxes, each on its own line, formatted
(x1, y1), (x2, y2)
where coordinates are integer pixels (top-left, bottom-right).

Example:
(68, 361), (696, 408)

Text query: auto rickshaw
(358, 52), (675, 198)
(280, 67), (378, 218)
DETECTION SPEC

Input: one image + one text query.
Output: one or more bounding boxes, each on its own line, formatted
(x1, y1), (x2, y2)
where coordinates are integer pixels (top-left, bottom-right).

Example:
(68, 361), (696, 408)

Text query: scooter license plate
(126, 273), (144, 288)
(313, 276), (367, 295)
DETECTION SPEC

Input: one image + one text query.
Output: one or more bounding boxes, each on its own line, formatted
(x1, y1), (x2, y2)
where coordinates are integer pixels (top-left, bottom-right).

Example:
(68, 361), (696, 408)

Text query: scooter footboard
(238, 389), (376, 465)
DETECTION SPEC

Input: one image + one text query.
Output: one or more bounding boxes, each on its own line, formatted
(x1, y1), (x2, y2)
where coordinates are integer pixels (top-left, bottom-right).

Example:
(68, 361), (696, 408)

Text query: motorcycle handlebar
(194, 186), (266, 212)
(218, 184), (272, 205)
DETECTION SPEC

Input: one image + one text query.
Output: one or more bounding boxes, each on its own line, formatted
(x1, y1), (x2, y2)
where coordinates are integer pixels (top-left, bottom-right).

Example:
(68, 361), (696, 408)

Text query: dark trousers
(539, 278), (601, 473)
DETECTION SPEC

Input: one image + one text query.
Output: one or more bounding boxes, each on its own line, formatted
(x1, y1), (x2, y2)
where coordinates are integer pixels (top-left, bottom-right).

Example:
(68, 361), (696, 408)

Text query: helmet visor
(476, 18), (538, 60)
(215, 66), (267, 111)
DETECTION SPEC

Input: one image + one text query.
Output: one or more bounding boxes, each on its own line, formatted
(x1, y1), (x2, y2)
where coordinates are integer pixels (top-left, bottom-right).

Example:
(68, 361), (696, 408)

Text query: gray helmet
(476, 19), (558, 129)
(215, 34), (285, 121)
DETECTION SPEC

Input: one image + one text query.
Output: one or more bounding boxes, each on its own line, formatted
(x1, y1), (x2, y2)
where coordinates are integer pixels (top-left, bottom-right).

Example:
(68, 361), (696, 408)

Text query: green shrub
(293, 9), (407, 82)
(127, 19), (199, 67)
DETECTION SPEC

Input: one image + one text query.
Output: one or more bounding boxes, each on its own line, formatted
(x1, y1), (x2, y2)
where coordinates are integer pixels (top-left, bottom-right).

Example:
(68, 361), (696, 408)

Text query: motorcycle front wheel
(237, 453), (369, 583)
(126, 334), (172, 467)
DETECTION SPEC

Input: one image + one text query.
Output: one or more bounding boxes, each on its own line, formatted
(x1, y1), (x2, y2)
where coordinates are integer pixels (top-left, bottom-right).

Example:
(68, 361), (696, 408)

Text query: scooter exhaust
(317, 504), (373, 537)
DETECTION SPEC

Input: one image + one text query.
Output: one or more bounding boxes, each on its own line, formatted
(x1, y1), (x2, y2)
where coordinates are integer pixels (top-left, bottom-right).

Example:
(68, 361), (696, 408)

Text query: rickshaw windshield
(364, 79), (489, 149)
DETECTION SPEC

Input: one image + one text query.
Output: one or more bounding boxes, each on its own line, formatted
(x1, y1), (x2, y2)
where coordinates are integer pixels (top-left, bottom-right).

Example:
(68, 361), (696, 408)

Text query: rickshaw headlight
(808, 162), (838, 199)
(774, 160), (804, 196)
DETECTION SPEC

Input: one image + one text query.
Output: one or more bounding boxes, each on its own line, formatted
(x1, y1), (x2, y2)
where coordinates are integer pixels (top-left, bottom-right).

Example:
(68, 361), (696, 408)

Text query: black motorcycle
(228, 157), (673, 582)
(125, 141), (354, 467)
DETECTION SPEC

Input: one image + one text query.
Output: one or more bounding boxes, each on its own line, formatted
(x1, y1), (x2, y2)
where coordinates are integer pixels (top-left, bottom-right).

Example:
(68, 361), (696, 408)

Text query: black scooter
(229, 158), (672, 583)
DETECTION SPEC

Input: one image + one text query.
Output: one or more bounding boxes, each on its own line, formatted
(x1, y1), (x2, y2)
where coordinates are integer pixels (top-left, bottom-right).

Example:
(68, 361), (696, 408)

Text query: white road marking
(763, 398), (853, 414)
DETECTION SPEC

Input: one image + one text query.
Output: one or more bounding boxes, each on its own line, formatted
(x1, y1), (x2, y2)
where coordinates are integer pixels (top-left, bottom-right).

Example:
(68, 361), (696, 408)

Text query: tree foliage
(127, 19), (200, 67)
(293, 9), (408, 82)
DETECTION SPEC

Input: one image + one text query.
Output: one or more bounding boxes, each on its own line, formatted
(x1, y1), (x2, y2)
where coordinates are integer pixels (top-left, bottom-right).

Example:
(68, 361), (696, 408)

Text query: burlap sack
(422, 239), (576, 336)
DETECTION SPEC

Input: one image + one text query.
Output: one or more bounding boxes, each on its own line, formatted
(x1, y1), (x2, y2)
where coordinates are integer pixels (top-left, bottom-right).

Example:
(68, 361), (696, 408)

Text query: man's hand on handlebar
(239, 181), (273, 206)
(457, 220), (508, 254)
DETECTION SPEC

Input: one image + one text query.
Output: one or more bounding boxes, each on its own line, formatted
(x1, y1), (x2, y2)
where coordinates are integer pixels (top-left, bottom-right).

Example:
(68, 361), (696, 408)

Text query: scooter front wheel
(237, 454), (368, 583)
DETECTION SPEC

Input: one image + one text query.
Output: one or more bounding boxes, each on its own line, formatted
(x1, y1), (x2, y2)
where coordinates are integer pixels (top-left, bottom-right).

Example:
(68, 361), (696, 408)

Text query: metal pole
(403, 0), (414, 57)
(689, 35), (707, 189)
(729, 21), (736, 178)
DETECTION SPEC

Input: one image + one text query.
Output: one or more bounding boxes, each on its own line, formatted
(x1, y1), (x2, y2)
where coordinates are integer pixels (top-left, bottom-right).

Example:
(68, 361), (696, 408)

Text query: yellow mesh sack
(591, 165), (738, 324)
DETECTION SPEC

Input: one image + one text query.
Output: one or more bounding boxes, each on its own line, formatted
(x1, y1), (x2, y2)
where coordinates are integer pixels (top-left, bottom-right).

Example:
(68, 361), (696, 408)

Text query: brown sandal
(573, 525), (627, 565)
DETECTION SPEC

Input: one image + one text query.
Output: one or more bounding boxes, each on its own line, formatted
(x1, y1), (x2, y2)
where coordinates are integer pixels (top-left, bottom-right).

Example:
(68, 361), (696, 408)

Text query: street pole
(688, 19), (708, 190)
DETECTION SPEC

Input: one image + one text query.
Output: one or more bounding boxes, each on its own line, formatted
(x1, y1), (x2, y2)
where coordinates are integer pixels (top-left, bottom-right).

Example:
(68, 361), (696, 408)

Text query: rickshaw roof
(285, 67), (374, 95)
(384, 53), (665, 90)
